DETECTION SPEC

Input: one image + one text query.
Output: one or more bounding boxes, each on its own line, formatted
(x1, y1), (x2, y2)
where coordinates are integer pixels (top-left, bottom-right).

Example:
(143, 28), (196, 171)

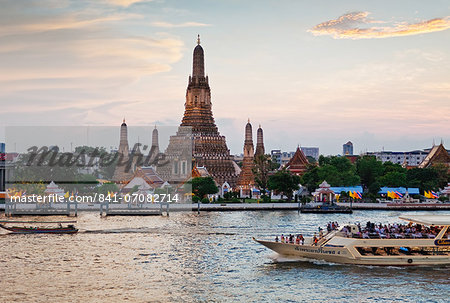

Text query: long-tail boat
(0, 220), (78, 234)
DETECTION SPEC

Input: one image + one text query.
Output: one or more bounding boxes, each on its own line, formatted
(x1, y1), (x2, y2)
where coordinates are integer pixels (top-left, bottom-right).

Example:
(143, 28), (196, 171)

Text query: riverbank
(1, 201), (450, 215)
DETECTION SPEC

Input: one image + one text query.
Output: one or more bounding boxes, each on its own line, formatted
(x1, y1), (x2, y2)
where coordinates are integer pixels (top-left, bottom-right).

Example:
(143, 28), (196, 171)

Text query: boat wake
(269, 253), (339, 266)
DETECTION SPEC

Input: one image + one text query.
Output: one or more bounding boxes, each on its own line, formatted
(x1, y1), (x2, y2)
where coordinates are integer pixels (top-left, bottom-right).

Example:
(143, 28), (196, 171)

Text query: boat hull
(255, 239), (450, 266)
(0, 224), (78, 234)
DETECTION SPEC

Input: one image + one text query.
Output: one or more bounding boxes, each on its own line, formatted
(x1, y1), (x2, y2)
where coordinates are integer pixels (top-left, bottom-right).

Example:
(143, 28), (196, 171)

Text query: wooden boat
(0, 220), (78, 234)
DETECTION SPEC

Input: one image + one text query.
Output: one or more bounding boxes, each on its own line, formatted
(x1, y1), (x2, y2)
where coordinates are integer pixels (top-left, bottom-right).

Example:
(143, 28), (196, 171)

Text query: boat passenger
(313, 236), (318, 246)
(281, 234), (284, 242)
(275, 236), (279, 242)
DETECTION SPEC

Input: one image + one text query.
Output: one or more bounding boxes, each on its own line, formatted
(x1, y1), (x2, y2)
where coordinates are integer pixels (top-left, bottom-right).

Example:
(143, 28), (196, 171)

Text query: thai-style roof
(418, 143), (450, 168)
(121, 166), (164, 192)
(285, 147), (309, 175)
(192, 166), (210, 178)
(315, 180), (334, 194)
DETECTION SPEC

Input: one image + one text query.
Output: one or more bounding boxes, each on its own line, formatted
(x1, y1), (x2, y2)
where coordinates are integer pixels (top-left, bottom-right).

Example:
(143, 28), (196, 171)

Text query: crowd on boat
(274, 220), (448, 245)
(275, 234), (305, 245)
(343, 221), (444, 239)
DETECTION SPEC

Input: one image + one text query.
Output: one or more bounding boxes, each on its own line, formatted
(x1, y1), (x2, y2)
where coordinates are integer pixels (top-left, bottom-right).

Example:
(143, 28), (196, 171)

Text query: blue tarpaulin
(378, 187), (420, 195)
(329, 186), (363, 194)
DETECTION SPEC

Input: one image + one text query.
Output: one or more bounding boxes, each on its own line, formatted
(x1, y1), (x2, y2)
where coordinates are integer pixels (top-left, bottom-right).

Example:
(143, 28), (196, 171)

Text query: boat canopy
(399, 215), (450, 226)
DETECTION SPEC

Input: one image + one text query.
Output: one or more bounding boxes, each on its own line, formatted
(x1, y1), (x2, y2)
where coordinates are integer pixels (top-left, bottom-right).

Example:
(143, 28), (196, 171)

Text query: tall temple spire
(237, 120), (255, 194)
(192, 35), (205, 78)
(118, 119), (129, 156)
(255, 125), (265, 156)
(244, 120), (254, 156)
(113, 119), (133, 182)
(181, 36), (215, 133)
(162, 38), (239, 186)
(151, 126), (159, 154)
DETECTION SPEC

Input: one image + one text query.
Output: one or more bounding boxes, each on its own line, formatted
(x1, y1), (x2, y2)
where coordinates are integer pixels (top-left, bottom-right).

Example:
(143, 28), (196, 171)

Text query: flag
(348, 191), (354, 198)
(64, 192), (69, 198)
(424, 191), (431, 198)
(356, 191), (362, 199)
(395, 191), (403, 198)
(431, 191), (439, 198)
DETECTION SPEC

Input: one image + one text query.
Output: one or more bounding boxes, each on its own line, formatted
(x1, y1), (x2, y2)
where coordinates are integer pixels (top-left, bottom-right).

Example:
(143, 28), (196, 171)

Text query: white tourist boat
(254, 215), (450, 266)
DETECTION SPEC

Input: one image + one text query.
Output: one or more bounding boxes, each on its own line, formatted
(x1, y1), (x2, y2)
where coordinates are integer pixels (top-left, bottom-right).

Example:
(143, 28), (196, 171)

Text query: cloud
(151, 21), (211, 28)
(102, 0), (151, 7)
(0, 14), (139, 37)
(309, 12), (450, 39)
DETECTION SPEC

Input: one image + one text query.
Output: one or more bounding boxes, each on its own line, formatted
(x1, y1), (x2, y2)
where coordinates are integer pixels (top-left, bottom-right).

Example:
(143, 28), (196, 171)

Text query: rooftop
(399, 215), (450, 226)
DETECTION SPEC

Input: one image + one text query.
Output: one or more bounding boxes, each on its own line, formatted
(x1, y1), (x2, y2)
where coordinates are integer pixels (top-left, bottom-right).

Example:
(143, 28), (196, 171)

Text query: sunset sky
(0, 0), (449, 155)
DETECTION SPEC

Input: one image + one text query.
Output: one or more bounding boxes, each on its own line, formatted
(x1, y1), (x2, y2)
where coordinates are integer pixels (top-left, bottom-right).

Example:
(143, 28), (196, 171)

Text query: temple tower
(162, 36), (238, 186)
(152, 126), (159, 153)
(237, 120), (255, 195)
(255, 125), (265, 156)
(113, 119), (134, 182)
(118, 118), (129, 157)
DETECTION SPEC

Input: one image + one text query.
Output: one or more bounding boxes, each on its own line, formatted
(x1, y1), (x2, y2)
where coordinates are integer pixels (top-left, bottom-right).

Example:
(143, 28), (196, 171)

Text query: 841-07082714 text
(9, 193), (180, 203)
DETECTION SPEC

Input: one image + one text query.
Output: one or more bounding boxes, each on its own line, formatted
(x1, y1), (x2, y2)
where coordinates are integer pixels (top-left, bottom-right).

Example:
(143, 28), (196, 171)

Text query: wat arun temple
(158, 36), (240, 186)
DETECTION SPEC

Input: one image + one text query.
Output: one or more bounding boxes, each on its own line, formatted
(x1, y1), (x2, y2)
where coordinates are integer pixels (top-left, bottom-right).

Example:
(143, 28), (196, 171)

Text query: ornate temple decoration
(162, 36), (239, 186)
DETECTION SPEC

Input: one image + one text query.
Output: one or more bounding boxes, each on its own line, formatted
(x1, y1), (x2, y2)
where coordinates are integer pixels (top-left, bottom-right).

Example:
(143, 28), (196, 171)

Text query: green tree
(268, 168), (300, 201)
(301, 156), (359, 191)
(190, 177), (218, 199)
(306, 156), (316, 164)
(407, 167), (439, 191)
(75, 174), (99, 194)
(252, 154), (271, 196)
(356, 155), (384, 194)
(97, 182), (119, 195)
(301, 164), (319, 192)
(432, 163), (450, 189)
(377, 171), (407, 187)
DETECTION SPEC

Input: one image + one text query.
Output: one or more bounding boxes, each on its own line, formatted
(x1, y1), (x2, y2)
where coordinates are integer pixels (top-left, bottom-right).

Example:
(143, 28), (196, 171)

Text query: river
(1, 210), (449, 302)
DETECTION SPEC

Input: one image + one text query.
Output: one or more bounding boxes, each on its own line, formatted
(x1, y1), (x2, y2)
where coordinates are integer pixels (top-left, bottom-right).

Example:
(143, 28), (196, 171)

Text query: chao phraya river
(1, 210), (449, 302)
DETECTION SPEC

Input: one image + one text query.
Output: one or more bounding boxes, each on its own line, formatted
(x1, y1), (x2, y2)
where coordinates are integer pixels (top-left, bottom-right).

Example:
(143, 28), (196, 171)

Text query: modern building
(271, 150), (295, 166)
(271, 147), (318, 166)
(364, 144), (450, 168)
(301, 147), (319, 160)
(366, 150), (427, 167)
(343, 141), (353, 155)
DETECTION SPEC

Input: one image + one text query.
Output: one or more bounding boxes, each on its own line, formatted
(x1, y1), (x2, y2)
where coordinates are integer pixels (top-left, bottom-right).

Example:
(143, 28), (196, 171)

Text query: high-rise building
(343, 141), (353, 155)
(163, 36), (239, 186)
(301, 147), (319, 160)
